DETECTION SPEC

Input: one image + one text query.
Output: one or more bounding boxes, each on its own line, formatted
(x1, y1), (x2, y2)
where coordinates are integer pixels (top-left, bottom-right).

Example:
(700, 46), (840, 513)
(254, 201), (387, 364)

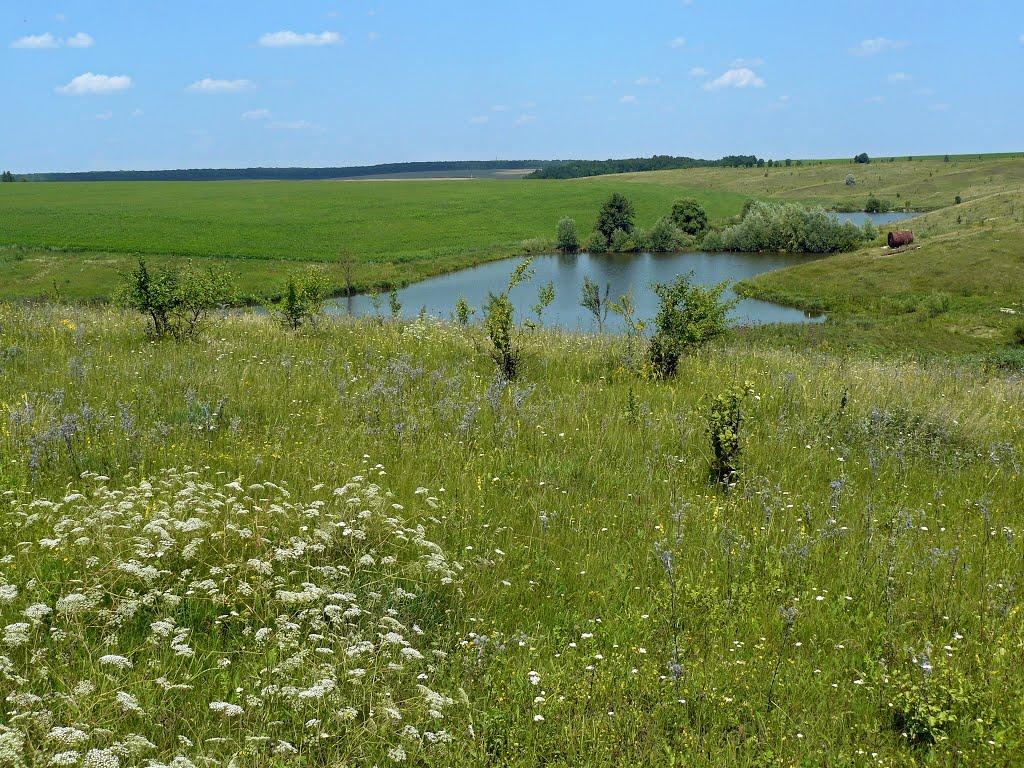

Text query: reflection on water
(329, 211), (913, 332)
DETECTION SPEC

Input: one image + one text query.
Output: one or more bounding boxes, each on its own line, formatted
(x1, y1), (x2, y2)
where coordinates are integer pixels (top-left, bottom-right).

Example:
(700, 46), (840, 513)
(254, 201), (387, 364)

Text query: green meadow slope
(0, 304), (1021, 766)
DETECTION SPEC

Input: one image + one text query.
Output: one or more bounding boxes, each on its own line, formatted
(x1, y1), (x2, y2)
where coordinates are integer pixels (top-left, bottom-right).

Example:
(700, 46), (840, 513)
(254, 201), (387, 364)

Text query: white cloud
(929, 103), (950, 112)
(731, 57), (764, 68)
(469, 115), (489, 124)
(259, 30), (342, 47)
(887, 72), (911, 82)
(620, 94), (636, 103)
(187, 78), (254, 93)
(367, 31), (380, 42)
(865, 96), (885, 104)
(521, 100), (537, 109)
(11, 33), (60, 49)
(851, 37), (908, 56)
(242, 109), (271, 120)
(94, 111), (113, 120)
(669, 37), (686, 48)
(689, 66), (708, 77)
(1019, 33), (1023, 44)
(12, 31), (93, 49)
(515, 113), (537, 125)
(131, 108), (144, 117)
(66, 32), (94, 48)
(57, 72), (132, 95)
(634, 76), (660, 86)
(491, 104), (509, 112)
(704, 67), (765, 91)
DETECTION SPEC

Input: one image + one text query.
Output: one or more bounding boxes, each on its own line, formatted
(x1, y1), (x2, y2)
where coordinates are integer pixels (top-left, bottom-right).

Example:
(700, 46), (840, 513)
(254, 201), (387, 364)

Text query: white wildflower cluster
(0, 468), (465, 765)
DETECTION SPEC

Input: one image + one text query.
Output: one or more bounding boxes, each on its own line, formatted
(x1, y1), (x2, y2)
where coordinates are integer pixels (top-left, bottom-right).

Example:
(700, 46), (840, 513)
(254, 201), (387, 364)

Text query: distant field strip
(0, 178), (745, 263)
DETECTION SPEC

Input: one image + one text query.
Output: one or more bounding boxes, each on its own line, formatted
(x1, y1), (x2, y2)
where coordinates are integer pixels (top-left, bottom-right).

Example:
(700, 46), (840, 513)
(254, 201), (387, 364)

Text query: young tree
(580, 275), (611, 332)
(669, 198), (709, 236)
(648, 273), (736, 378)
(271, 267), (329, 330)
(555, 217), (579, 253)
(483, 258), (534, 380)
(595, 193), (636, 240)
(454, 295), (475, 325)
(389, 289), (402, 320)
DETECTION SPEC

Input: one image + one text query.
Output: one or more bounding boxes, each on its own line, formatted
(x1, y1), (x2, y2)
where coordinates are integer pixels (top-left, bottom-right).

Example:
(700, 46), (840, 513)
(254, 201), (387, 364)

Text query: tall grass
(1, 303), (1021, 765)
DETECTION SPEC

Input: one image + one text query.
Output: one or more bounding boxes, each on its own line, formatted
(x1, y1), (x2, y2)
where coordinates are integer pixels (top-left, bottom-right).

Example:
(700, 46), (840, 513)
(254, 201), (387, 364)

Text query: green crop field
(0, 177), (745, 302)
(1, 304), (1021, 766)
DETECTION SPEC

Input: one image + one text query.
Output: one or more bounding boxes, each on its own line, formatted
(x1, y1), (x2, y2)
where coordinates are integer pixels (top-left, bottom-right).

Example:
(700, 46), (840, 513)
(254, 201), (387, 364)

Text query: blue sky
(3, 1), (1023, 172)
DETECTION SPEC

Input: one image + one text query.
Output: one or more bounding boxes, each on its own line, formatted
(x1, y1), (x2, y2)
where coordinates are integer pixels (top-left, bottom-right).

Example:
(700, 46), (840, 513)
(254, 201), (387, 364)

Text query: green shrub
(271, 267), (329, 330)
(389, 289), (402, 319)
(648, 273), (736, 377)
(645, 216), (689, 252)
(707, 382), (755, 485)
(556, 217), (579, 253)
(711, 201), (867, 254)
(669, 198), (709, 236)
(609, 228), (635, 252)
(865, 195), (890, 213)
(117, 259), (233, 340)
(584, 229), (609, 252)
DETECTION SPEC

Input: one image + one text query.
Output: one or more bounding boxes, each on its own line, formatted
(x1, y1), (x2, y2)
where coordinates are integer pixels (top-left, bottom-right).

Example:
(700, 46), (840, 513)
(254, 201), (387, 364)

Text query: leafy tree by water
(389, 290), (402, 320)
(669, 198), (709, 236)
(117, 259), (233, 340)
(648, 273), (736, 378)
(556, 217), (579, 253)
(454, 295), (475, 325)
(864, 195), (889, 213)
(596, 193), (636, 240)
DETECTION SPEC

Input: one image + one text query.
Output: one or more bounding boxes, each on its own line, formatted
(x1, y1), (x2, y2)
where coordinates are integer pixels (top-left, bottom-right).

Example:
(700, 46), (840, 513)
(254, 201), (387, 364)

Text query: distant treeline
(526, 155), (761, 179)
(21, 160), (554, 182)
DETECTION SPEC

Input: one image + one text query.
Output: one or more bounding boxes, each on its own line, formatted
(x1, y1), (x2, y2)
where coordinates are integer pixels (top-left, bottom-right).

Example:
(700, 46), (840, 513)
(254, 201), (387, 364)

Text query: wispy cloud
(851, 37), (908, 56)
(242, 109), (271, 120)
(57, 72), (132, 95)
(669, 37), (686, 48)
(929, 103), (950, 112)
(94, 111), (113, 121)
(259, 30), (342, 47)
(731, 57), (764, 68)
(704, 67), (765, 91)
(689, 66), (708, 77)
(887, 71), (912, 83)
(634, 76), (660, 86)
(11, 33), (60, 49)
(620, 94), (636, 103)
(491, 104), (509, 112)
(12, 31), (93, 49)
(187, 78), (254, 93)
(65, 32), (94, 48)
(515, 113), (537, 125)
(864, 96), (884, 104)
(469, 115), (489, 124)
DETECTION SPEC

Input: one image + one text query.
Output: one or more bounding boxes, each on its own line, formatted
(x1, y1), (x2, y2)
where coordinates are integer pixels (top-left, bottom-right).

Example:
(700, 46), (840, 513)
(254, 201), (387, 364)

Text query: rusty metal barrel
(887, 230), (914, 248)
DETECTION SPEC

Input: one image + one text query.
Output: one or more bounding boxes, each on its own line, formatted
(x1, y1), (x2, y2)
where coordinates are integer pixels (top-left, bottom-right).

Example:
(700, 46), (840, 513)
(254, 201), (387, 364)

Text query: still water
(330, 212), (912, 332)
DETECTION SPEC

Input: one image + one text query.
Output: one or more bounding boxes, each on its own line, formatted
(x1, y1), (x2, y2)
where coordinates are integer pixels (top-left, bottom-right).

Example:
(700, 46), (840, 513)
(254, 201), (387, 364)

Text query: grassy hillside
(737, 189), (1024, 355)
(611, 154), (1024, 211)
(0, 178), (745, 301)
(0, 304), (1021, 766)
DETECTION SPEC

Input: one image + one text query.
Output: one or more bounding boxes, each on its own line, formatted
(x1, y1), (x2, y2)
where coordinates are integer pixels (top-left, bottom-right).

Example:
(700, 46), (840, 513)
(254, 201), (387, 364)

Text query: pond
(329, 211), (913, 332)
